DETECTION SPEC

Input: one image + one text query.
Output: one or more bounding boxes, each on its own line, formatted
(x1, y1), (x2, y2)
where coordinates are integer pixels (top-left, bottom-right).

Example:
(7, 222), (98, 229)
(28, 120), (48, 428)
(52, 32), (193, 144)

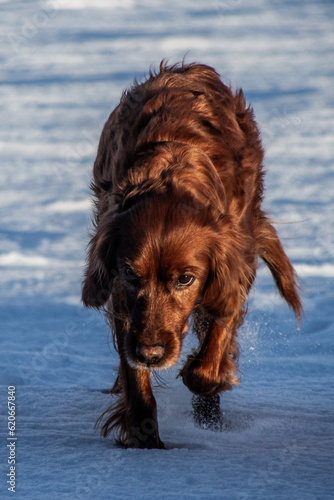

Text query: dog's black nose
(135, 343), (165, 366)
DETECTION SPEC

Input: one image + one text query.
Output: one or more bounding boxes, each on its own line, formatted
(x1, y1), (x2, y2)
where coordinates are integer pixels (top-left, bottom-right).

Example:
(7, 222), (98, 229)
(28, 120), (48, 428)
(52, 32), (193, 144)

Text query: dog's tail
(256, 216), (302, 324)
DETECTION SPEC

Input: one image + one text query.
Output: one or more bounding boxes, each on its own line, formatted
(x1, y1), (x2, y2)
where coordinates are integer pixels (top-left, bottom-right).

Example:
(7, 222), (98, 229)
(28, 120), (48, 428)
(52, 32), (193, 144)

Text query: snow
(1, 0), (333, 498)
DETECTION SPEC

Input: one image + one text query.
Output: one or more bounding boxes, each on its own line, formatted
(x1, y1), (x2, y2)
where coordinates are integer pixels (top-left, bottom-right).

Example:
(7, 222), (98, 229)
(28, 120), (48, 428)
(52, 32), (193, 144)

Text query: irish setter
(82, 61), (301, 448)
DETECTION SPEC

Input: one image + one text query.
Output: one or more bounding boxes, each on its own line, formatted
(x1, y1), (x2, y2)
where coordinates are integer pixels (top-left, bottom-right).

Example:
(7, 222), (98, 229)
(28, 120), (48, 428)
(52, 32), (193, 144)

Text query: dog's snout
(135, 342), (165, 366)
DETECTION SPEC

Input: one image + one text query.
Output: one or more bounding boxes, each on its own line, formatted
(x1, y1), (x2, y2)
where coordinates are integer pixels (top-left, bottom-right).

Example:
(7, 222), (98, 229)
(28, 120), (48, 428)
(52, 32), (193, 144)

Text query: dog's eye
(124, 267), (141, 287)
(176, 275), (195, 288)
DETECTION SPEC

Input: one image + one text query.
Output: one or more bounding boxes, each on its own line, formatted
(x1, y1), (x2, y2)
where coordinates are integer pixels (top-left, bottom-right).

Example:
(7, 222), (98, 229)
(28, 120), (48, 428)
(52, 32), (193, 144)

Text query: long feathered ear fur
(201, 218), (252, 323)
(202, 215), (302, 325)
(82, 212), (119, 309)
(255, 215), (302, 324)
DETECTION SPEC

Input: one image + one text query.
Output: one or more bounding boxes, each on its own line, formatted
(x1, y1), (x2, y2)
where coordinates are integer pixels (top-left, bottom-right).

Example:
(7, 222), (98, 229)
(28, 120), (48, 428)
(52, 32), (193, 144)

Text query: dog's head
(82, 145), (245, 370)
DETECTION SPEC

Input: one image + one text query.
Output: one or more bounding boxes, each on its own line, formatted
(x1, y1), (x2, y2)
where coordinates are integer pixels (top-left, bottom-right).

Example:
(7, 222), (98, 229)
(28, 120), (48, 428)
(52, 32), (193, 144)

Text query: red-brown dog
(82, 61), (301, 448)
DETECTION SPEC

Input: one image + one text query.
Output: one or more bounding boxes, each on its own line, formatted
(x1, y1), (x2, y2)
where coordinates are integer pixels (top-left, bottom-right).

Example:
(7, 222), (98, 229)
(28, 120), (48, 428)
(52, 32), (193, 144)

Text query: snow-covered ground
(1, 0), (333, 498)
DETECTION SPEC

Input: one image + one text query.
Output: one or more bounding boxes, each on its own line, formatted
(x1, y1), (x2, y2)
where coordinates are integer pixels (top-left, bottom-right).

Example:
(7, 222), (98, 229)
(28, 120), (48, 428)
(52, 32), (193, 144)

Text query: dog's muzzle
(135, 342), (165, 366)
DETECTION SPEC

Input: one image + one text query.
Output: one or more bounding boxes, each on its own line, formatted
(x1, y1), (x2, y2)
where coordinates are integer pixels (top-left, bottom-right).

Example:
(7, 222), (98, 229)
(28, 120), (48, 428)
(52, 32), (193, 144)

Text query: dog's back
(92, 63), (262, 217)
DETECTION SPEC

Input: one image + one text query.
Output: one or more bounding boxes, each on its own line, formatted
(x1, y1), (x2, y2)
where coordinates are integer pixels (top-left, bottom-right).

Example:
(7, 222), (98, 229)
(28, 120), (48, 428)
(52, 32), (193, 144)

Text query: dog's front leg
(100, 290), (165, 449)
(180, 318), (239, 397)
(120, 360), (165, 449)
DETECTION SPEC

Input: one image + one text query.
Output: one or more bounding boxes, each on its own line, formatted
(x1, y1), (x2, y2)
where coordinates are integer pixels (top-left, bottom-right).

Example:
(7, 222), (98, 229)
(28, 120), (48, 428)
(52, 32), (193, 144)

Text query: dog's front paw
(123, 413), (165, 449)
(180, 358), (228, 397)
(192, 394), (223, 432)
(125, 426), (165, 449)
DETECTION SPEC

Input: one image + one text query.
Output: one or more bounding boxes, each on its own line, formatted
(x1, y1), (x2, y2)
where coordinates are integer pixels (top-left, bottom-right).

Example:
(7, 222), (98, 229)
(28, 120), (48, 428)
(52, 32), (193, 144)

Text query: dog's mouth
(125, 335), (182, 370)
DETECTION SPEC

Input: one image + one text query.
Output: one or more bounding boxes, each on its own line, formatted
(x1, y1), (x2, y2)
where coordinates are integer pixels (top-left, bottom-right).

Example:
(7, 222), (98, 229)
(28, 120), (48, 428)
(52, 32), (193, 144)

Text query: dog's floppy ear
(82, 212), (119, 309)
(201, 221), (248, 322)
